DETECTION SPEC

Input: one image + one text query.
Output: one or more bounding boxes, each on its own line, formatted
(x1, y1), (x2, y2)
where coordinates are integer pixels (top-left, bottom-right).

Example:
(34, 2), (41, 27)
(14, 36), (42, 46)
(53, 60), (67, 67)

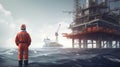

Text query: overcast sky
(1, 0), (119, 49)
(0, 0), (73, 48)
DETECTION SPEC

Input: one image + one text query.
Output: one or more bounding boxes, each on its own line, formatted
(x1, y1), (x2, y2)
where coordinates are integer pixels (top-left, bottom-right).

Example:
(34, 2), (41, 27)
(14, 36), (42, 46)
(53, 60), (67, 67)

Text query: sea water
(0, 48), (120, 67)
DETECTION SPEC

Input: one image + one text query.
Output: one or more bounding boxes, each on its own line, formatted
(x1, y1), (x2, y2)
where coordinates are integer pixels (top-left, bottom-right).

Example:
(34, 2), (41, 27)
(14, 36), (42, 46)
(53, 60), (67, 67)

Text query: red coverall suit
(15, 30), (31, 67)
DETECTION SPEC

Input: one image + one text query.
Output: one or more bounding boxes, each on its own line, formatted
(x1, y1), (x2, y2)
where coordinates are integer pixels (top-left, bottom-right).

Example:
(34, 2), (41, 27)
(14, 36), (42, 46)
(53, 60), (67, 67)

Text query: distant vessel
(43, 38), (63, 48)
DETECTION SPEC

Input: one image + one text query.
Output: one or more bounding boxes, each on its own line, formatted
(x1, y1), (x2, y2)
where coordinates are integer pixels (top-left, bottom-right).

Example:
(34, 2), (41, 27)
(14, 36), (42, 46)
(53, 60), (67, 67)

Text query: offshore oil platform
(63, 0), (120, 48)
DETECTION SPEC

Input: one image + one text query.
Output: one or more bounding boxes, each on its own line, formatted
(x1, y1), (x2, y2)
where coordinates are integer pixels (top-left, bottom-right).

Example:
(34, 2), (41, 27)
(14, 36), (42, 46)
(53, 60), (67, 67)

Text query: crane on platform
(55, 24), (61, 43)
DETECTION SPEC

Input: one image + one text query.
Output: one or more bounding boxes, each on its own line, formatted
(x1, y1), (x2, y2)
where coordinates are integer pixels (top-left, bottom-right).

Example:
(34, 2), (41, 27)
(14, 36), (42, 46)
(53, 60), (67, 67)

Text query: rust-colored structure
(63, 0), (120, 48)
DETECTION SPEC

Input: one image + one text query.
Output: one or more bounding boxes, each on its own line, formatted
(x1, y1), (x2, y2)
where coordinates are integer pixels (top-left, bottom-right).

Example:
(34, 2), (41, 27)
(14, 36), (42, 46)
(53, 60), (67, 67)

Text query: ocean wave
(0, 48), (120, 67)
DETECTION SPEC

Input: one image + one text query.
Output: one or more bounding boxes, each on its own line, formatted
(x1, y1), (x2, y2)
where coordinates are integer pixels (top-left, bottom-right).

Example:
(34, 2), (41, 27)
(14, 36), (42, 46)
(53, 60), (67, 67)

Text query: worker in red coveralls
(15, 24), (31, 67)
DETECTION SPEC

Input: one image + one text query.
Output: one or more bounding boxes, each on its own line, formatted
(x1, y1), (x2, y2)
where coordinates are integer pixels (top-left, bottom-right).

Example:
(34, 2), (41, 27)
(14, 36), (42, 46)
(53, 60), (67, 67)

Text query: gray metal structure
(63, 0), (120, 48)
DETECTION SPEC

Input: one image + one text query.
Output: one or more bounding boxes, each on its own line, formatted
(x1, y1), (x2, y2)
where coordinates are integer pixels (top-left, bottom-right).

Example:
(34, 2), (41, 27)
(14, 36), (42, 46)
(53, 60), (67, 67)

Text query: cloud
(0, 4), (15, 48)
(0, 3), (72, 48)
(0, 4), (11, 16)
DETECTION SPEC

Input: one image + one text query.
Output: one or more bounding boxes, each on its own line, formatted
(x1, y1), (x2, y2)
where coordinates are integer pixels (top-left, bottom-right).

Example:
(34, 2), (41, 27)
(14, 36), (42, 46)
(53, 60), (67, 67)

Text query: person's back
(15, 24), (31, 67)
(16, 30), (31, 46)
